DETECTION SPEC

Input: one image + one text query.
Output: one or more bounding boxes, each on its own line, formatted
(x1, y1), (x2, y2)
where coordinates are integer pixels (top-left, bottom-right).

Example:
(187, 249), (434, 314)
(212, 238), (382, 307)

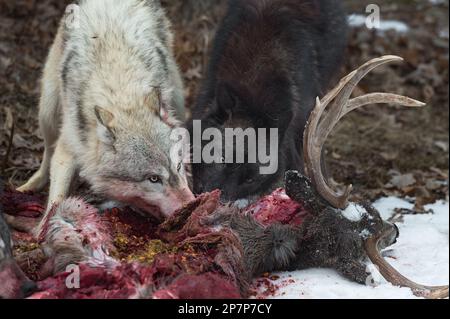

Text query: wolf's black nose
(21, 281), (37, 298)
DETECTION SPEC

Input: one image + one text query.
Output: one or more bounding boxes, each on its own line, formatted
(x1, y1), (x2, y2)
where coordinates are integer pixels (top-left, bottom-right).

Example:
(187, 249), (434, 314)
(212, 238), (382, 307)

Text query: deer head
(303, 55), (448, 299)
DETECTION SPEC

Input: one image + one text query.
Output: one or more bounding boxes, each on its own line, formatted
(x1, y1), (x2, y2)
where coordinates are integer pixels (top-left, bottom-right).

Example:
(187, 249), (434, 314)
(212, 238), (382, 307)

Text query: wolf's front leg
(18, 24), (64, 193)
(35, 140), (77, 235)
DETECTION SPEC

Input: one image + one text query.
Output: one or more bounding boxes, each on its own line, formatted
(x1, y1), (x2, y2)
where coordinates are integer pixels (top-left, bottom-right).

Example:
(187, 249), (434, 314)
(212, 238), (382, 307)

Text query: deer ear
(94, 106), (115, 144)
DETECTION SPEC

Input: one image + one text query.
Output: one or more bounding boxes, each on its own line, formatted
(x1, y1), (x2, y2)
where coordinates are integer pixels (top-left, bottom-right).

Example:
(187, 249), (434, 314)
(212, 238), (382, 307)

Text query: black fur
(190, 0), (348, 201)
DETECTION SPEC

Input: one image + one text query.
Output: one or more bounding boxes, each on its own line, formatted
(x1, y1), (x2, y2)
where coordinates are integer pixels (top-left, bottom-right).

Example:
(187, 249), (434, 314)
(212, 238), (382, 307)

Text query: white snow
(254, 197), (449, 299)
(234, 199), (251, 209)
(342, 203), (367, 222)
(429, 0), (446, 4)
(348, 14), (410, 33)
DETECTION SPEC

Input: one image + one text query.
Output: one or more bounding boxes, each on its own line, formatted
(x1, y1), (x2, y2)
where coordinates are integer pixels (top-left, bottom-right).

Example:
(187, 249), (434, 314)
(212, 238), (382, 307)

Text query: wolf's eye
(149, 176), (162, 184)
(177, 163), (182, 172)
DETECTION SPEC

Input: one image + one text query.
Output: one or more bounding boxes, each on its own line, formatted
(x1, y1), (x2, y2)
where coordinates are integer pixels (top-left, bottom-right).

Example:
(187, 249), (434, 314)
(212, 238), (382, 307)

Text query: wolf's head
(192, 83), (284, 201)
(83, 90), (195, 221)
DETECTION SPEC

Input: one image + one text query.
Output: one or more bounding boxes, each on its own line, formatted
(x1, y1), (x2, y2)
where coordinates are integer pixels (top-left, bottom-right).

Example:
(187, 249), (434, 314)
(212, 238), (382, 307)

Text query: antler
(365, 228), (449, 299)
(302, 56), (448, 298)
(303, 56), (425, 209)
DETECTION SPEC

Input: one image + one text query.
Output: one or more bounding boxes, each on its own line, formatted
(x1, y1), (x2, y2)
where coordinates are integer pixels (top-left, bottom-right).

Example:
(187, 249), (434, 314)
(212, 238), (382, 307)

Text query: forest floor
(0, 0), (448, 208)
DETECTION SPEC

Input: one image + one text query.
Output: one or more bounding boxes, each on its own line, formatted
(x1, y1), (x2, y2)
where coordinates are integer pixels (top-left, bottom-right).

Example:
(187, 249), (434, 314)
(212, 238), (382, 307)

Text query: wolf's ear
(145, 88), (178, 127)
(94, 106), (115, 144)
(211, 83), (241, 122)
(146, 88), (165, 117)
(214, 83), (242, 122)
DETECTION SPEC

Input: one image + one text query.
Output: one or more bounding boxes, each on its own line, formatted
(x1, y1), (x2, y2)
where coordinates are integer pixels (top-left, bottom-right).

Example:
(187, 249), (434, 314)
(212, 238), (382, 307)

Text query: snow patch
(342, 203), (367, 222)
(373, 197), (414, 220)
(348, 14), (410, 33)
(234, 199), (250, 209)
(429, 0), (446, 4)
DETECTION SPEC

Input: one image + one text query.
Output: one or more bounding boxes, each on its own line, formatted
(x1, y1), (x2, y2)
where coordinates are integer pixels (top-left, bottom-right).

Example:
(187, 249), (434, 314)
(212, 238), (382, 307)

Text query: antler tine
(304, 56), (425, 209)
(365, 229), (449, 299)
(346, 93), (425, 113)
(317, 56), (405, 135)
